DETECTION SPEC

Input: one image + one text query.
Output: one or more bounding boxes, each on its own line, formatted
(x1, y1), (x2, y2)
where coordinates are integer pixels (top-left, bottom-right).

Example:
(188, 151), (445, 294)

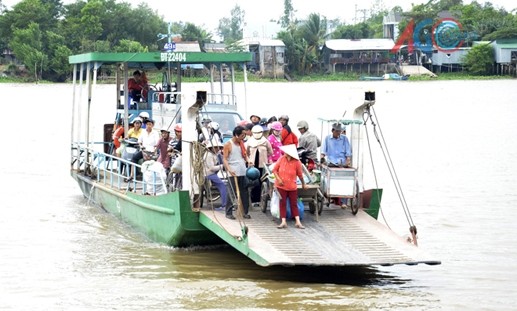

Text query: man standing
(223, 126), (251, 220)
(320, 122), (351, 167)
(296, 120), (320, 164)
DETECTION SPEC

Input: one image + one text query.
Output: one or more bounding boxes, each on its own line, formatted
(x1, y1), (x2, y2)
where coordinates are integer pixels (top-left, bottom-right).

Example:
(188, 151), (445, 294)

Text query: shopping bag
(270, 189), (280, 219)
(286, 197), (304, 220)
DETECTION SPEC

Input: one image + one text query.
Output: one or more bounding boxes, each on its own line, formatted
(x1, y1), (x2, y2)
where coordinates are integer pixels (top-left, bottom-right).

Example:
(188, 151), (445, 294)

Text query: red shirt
(272, 155), (303, 191)
(281, 128), (298, 146)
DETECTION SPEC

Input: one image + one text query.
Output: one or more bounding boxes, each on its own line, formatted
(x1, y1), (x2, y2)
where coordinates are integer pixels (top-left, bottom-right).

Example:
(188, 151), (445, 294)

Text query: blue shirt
(321, 134), (351, 166)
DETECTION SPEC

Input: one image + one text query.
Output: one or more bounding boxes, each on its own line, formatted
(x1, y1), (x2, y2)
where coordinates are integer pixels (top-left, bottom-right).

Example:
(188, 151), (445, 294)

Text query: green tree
(181, 23), (213, 51)
(46, 31), (71, 82)
(300, 13), (327, 72)
(462, 43), (494, 75)
(218, 4), (245, 43)
(9, 22), (47, 81)
(113, 39), (145, 52)
(280, 0), (295, 28)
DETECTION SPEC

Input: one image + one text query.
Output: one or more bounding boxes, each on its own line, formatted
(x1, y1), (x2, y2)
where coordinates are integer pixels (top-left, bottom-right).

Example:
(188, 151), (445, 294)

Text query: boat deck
(199, 206), (441, 267)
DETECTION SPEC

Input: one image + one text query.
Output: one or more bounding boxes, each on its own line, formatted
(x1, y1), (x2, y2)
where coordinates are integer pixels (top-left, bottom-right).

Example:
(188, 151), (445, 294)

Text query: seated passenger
(204, 137), (227, 211)
(128, 70), (148, 102)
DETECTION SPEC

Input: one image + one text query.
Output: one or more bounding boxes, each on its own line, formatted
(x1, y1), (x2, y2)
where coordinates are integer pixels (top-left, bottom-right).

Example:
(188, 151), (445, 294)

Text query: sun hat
(249, 114), (260, 121)
(280, 144), (299, 160)
(139, 111), (150, 118)
(331, 122), (344, 131)
(207, 137), (223, 148)
(270, 121), (283, 131)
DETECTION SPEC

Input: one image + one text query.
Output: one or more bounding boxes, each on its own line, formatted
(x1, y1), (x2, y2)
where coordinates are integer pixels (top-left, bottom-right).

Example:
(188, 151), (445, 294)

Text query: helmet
(209, 121), (220, 131)
(174, 123), (182, 132)
(202, 117), (211, 124)
(279, 115), (289, 121)
(297, 120), (309, 130)
(132, 117), (143, 124)
(246, 167), (260, 181)
(251, 125), (263, 139)
(139, 111), (150, 118)
(259, 117), (268, 126)
(270, 121), (283, 131)
(251, 125), (263, 134)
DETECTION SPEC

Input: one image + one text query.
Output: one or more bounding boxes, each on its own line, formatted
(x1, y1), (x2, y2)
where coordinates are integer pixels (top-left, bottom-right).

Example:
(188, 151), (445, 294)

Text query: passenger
(126, 119), (160, 182)
(246, 125), (273, 205)
(223, 125), (251, 220)
(249, 114), (261, 126)
(278, 115), (299, 146)
(209, 121), (223, 143)
(112, 119), (124, 155)
(244, 122), (254, 141)
(128, 70), (148, 102)
(156, 128), (173, 175)
(267, 121), (284, 163)
(138, 111), (150, 128)
(320, 122), (351, 167)
(272, 144), (308, 229)
(204, 137), (228, 211)
(219, 119), (232, 135)
(126, 117), (143, 139)
(169, 123), (182, 154)
(296, 120), (321, 164)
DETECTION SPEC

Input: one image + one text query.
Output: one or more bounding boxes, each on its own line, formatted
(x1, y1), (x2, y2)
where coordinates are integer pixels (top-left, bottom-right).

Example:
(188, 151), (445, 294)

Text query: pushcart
(318, 164), (361, 215)
(259, 165), (325, 218)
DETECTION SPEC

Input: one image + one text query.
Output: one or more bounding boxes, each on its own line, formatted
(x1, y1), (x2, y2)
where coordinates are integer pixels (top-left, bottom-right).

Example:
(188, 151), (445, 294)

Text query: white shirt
(138, 129), (160, 152)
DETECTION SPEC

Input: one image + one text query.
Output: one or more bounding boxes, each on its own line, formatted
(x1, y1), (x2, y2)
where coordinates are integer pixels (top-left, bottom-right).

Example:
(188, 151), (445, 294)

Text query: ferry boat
(69, 48), (440, 267)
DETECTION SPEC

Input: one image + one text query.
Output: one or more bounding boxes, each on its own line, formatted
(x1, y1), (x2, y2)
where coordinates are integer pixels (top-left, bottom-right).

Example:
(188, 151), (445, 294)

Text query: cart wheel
(350, 185), (361, 215)
(260, 181), (269, 213)
(309, 201), (316, 214)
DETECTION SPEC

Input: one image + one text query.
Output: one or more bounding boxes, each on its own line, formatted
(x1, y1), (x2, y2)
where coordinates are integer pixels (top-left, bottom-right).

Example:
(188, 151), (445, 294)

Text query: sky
(2, 0), (516, 38)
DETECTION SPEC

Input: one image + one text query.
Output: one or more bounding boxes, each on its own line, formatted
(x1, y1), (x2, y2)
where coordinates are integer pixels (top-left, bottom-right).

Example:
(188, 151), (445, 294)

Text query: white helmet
(251, 125), (263, 139)
(132, 117), (143, 124)
(139, 111), (150, 118)
(209, 121), (220, 131)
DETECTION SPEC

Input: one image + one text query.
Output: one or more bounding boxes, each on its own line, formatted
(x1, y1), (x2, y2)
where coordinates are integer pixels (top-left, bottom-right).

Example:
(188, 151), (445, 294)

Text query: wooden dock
(199, 206), (441, 267)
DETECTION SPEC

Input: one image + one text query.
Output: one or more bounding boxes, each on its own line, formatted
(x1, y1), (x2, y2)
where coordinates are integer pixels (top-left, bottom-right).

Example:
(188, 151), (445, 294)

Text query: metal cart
(259, 165), (325, 219)
(319, 164), (361, 214)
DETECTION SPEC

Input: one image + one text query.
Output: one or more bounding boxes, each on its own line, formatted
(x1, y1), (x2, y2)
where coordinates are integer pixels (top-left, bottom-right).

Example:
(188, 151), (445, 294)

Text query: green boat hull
(72, 171), (222, 247)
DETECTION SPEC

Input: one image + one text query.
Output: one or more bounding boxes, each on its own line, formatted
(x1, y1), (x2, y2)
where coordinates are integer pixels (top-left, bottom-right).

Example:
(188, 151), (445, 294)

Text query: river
(0, 80), (516, 310)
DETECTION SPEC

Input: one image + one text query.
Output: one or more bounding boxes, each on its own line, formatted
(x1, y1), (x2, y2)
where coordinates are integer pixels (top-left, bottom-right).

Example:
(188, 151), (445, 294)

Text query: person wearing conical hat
(272, 144), (308, 229)
(204, 137), (228, 211)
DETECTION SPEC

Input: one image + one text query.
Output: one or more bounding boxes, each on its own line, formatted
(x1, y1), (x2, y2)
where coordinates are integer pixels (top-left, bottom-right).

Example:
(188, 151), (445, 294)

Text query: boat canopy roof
(318, 118), (363, 125)
(68, 51), (252, 69)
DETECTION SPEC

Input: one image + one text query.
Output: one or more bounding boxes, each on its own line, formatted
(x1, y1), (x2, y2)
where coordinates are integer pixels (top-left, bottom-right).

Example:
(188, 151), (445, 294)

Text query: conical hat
(207, 137), (223, 148)
(279, 144), (299, 160)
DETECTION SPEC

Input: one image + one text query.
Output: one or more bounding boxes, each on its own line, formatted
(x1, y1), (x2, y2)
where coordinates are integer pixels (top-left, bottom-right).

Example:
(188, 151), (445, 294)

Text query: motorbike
(120, 138), (140, 175)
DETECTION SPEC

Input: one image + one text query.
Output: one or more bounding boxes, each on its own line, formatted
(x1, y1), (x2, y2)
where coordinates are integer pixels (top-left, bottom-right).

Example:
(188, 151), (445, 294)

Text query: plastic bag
(270, 189), (280, 219)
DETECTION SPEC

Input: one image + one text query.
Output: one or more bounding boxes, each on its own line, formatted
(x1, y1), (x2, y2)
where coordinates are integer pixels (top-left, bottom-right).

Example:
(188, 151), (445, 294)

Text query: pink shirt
(272, 155), (303, 191)
(268, 134), (283, 163)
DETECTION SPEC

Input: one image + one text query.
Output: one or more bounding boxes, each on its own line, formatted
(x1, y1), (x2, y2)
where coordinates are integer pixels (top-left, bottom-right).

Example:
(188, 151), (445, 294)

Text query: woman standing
(272, 144), (308, 229)
(267, 121), (284, 163)
(246, 125), (273, 205)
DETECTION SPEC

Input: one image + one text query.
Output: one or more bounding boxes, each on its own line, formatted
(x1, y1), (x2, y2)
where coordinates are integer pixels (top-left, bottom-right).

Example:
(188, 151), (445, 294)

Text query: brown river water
(0, 80), (516, 310)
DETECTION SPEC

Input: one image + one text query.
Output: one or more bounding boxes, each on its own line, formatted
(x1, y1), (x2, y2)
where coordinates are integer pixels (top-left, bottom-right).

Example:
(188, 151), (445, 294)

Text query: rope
(362, 103), (416, 237)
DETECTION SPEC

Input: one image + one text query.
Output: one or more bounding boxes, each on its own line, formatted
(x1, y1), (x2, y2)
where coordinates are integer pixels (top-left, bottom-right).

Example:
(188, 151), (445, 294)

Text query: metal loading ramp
(199, 208), (441, 267)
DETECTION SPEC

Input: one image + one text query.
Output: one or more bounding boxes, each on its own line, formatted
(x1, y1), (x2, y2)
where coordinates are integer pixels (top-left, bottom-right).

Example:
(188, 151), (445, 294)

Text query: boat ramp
(199, 206), (440, 267)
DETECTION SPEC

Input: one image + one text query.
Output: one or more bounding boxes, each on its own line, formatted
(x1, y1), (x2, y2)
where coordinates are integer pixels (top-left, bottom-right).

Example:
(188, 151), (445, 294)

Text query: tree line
(0, 0), (515, 81)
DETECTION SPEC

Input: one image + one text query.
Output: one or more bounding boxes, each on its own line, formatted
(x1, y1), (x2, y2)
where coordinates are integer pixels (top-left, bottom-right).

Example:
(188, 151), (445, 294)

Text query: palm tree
(300, 13), (328, 72)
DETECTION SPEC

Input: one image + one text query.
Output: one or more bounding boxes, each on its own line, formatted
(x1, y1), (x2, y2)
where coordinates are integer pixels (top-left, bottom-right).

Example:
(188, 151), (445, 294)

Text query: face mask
(252, 132), (262, 139)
